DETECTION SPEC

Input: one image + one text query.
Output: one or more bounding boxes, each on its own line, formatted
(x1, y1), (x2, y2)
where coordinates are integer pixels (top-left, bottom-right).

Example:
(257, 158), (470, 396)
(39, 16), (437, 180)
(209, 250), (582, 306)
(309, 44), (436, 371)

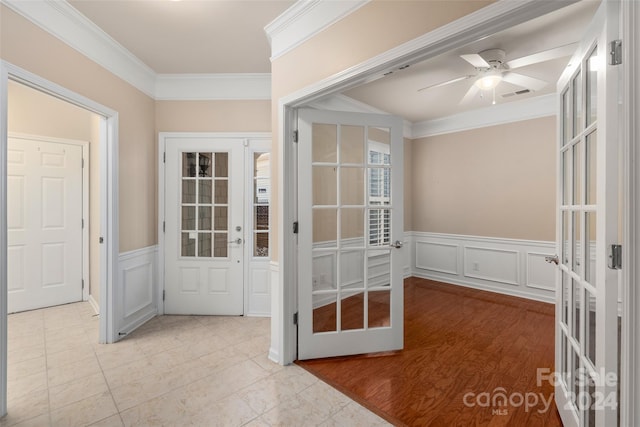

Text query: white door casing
(554, 2), (620, 426)
(164, 137), (244, 315)
(8, 136), (84, 313)
(297, 108), (404, 360)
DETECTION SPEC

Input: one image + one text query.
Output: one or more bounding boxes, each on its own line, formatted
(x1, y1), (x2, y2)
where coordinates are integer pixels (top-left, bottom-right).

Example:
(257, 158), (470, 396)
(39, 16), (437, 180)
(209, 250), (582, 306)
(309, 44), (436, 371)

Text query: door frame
(276, 2), (640, 423)
(0, 61), (119, 417)
(157, 132), (271, 316)
(7, 133), (91, 307)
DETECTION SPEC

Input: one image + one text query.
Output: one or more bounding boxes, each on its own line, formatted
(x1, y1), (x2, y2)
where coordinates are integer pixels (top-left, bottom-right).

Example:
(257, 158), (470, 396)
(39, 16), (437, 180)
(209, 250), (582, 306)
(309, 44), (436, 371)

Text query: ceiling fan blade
(506, 43), (578, 69)
(502, 72), (548, 91)
(460, 54), (491, 69)
(459, 84), (480, 105)
(417, 75), (474, 92)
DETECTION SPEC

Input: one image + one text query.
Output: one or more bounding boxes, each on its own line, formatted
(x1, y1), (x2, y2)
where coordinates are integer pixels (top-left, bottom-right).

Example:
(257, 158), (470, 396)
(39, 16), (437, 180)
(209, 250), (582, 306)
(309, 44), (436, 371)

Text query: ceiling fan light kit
(474, 69), (503, 90)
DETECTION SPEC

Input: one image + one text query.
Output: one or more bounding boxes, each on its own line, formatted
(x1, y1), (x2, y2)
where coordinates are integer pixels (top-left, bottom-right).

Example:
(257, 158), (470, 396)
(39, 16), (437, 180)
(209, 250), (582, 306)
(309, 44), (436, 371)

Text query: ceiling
(68, 0), (294, 74)
(67, 0), (599, 122)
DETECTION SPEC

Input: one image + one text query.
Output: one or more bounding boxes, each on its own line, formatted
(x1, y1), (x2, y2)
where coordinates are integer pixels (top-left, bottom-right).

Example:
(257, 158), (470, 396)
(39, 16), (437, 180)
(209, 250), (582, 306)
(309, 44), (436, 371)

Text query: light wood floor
(298, 277), (562, 427)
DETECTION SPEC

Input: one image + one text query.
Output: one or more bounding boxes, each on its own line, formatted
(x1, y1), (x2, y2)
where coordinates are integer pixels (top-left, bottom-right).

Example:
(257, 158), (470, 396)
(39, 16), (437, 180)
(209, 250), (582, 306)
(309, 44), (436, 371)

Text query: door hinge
(293, 130), (298, 143)
(293, 221), (298, 234)
(163, 221), (165, 233)
(163, 152), (166, 163)
(608, 244), (622, 270)
(82, 279), (85, 290)
(293, 312), (298, 325)
(163, 290), (166, 301)
(610, 40), (622, 65)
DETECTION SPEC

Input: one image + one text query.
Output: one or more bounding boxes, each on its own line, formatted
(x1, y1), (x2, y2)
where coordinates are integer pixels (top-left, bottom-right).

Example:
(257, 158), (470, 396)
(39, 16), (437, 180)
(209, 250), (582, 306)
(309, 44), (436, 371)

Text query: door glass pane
(313, 293), (337, 333)
(368, 127), (390, 164)
(341, 167), (364, 205)
(313, 251), (336, 291)
(313, 123), (337, 163)
(368, 289), (391, 328)
(563, 150), (571, 205)
(340, 208), (364, 244)
(182, 206), (195, 230)
(368, 251), (390, 287)
(313, 208), (337, 244)
(341, 291), (364, 331)
(253, 152), (270, 258)
(199, 180), (212, 204)
(214, 152), (228, 177)
(562, 211), (570, 265)
(573, 71), (582, 138)
(560, 333), (568, 389)
(574, 142), (583, 205)
(586, 46), (598, 127)
(340, 250), (364, 291)
(215, 180), (228, 204)
(181, 232), (195, 257)
(573, 212), (581, 274)
(213, 233), (227, 258)
(198, 206), (211, 230)
(573, 348), (581, 410)
(563, 89), (571, 145)
(562, 272), (570, 325)
(198, 233), (211, 257)
(254, 233), (268, 257)
(214, 206), (228, 231)
(254, 206), (269, 230)
(586, 132), (597, 204)
(341, 125), (364, 164)
(585, 212), (596, 285)
(369, 209), (390, 246)
(573, 280), (581, 341)
(198, 153), (212, 177)
(182, 180), (195, 203)
(585, 289), (596, 366)
(313, 166), (337, 205)
(183, 152), (197, 177)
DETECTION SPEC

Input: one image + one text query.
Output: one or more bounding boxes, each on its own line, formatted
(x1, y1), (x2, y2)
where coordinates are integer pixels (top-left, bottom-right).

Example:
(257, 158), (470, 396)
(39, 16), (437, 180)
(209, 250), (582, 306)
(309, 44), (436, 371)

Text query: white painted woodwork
(297, 108), (404, 360)
(7, 137), (83, 312)
(117, 246), (157, 335)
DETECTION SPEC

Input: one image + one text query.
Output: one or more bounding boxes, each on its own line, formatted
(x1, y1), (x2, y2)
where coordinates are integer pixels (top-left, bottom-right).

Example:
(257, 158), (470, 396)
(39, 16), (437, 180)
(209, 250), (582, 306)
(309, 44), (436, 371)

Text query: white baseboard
(408, 232), (555, 303)
(269, 261), (282, 365)
(88, 294), (99, 315)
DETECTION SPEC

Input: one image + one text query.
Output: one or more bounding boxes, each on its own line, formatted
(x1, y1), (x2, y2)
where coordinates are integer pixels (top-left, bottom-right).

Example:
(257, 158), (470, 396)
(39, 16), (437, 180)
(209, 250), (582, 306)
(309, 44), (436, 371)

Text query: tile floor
(2, 302), (389, 427)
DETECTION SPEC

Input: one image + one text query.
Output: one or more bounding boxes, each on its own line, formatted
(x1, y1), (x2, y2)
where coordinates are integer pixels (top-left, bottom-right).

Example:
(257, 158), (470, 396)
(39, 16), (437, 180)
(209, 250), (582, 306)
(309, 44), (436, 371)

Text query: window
(368, 145), (390, 246)
(253, 152), (270, 257)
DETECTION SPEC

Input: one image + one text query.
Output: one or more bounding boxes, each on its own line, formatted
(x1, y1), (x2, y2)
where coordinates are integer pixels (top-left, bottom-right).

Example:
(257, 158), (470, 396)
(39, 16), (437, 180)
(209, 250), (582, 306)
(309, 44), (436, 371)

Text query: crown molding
(265, 0), (370, 61)
(410, 93), (557, 139)
(2, 0), (157, 97)
(155, 74), (271, 101)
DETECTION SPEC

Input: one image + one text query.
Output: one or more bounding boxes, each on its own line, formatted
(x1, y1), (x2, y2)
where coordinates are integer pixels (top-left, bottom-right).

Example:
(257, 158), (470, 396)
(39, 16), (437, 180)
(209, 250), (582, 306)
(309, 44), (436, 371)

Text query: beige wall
(155, 100), (270, 133)
(2, 5), (156, 253)
(411, 116), (556, 241)
(8, 81), (103, 306)
(271, 0), (494, 260)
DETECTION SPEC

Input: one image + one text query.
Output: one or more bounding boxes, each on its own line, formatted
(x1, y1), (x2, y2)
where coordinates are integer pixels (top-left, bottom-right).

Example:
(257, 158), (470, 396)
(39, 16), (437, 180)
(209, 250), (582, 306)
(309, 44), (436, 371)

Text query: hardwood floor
(297, 277), (562, 427)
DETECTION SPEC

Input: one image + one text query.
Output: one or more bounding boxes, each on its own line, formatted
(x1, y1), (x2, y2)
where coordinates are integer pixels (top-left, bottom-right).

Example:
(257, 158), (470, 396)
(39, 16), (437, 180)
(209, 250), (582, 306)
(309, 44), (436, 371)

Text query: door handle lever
(390, 240), (403, 249)
(228, 238), (243, 245)
(545, 255), (559, 265)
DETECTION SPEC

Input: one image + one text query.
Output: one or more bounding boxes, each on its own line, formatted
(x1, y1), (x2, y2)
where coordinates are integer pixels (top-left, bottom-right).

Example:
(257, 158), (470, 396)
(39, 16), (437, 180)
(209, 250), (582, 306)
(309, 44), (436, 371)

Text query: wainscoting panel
(117, 245), (158, 336)
(411, 233), (556, 302)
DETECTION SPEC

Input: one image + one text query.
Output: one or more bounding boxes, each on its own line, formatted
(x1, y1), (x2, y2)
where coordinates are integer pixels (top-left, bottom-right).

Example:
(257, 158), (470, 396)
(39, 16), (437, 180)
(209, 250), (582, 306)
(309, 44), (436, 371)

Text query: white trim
(277, 0), (576, 366)
(621, 0), (640, 425)
(6, 133), (91, 306)
(409, 231), (555, 303)
(410, 93), (557, 138)
(1, 60), (119, 417)
(117, 245), (157, 335)
(1, 0), (156, 98)
(264, 0), (370, 61)
(155, 74), (271, 101)
(268, 260), (280, 364)
(88, 293), (99, 315)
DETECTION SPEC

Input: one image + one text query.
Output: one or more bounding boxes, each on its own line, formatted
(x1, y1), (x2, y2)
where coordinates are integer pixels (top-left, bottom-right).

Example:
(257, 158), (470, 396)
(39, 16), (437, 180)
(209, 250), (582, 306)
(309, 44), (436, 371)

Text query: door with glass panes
(164, 138), (243, 315)
(297, 108), (404, 360)
(552, 2), (620, 426)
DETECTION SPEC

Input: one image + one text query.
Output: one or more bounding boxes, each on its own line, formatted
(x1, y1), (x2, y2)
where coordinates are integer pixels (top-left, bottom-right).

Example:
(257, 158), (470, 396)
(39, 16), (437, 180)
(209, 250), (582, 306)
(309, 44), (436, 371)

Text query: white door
(297, 108), (404, 360)
(7, 137), (83, 313)
(553, 2), (620, 426)
(164, 138), (244, 315)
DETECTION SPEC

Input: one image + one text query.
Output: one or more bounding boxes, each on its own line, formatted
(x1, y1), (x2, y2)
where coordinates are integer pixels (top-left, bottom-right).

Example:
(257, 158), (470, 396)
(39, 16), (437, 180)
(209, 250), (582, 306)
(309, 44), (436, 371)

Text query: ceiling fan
(417, 43), (578, 104)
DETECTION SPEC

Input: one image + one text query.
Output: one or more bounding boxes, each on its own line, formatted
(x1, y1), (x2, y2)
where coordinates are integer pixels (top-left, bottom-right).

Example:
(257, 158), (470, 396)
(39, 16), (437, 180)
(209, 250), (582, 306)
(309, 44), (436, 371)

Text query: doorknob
(390, 240), (403, 249)
(228, 238), (243, 245)
(545, 255), (559, 265)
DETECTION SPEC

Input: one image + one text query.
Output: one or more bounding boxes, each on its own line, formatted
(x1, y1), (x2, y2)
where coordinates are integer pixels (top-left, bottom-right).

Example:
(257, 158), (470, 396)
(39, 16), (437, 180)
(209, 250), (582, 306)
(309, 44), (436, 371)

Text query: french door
(554, 2), (620, 426)
(297, 108), (404, 360)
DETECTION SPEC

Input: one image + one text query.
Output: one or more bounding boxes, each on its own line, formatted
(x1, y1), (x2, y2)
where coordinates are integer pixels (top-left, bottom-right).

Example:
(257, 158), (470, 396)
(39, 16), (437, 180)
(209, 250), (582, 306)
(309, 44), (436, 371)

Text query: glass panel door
(297, 108), (404, 360)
